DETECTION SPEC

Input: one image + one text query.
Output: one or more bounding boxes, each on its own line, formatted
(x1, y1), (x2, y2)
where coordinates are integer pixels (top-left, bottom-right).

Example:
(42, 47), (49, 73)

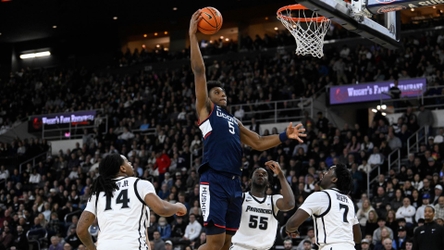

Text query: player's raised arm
(189, 10), (210, 120)
(238, 120), (306, 151)
(265, 161), (295, 211)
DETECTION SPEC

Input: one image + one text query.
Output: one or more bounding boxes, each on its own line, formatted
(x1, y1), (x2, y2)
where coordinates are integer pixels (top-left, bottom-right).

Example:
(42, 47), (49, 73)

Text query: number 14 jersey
(85, 176), (155, 250)
(231, 192), (282, 250)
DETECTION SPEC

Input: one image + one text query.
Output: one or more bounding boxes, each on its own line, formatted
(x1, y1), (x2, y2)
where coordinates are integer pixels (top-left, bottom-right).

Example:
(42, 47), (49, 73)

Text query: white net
(277, 6), (331, 58)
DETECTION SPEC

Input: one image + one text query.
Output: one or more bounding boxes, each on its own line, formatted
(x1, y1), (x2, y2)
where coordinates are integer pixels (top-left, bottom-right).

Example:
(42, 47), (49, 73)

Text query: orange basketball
(198, 7), (223, 35)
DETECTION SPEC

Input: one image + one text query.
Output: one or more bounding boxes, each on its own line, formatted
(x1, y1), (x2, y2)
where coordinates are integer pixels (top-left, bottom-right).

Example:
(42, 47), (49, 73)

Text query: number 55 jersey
(84, 176), (154, 250)
(231, 192), (282, 250)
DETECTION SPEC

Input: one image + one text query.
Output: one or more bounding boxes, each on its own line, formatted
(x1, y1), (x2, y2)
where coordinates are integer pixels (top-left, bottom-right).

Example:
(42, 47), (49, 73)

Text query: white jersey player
(285, 164), (361, 250)
(77, 154), (187, 250)
(231, 161), (295, 250)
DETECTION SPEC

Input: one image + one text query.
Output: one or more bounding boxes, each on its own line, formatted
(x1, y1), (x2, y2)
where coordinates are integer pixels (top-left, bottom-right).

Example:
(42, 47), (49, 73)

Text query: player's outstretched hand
(175, 203), (188, 216)
(189, 9), (202, 36)
(265, 161), (282, 176)
(286, 122), (306, 143)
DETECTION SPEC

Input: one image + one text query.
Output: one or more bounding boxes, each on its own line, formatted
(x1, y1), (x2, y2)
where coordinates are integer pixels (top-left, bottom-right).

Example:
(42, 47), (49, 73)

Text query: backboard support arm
(296, 0), (401, 49)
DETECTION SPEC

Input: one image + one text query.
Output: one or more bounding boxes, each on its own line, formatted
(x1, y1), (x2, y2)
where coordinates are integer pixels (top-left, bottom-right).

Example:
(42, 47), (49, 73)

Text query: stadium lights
(20, 51), (51, 59)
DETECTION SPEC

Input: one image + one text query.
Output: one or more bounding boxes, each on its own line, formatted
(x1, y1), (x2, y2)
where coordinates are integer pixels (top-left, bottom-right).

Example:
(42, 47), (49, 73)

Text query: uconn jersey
(199, 104), (242, 176)
(299, 189), (358, 250)
(231, 192), (282, 250)
(85, 177), (154, 250)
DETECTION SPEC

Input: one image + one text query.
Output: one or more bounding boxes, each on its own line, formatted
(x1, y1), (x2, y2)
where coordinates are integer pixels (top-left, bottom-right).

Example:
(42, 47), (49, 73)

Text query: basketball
(197, 7), (223, 35)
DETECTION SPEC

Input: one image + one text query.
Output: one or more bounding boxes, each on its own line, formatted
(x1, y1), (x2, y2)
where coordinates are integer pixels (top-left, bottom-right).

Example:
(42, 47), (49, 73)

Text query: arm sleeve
(299, 192), (329, 216)
(84, 194), (97, 216)
(137, 179), (157, 201)
(272, 194), (283, 215)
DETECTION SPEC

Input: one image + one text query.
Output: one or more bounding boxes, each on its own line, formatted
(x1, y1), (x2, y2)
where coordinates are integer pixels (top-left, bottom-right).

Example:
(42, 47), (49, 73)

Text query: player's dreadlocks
(89, 154), (122, 202)
(333, 164), (353, 195)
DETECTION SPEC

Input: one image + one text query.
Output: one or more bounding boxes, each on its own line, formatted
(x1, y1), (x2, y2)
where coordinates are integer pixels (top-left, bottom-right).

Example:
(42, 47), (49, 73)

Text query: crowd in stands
(1, 24), (444, 250)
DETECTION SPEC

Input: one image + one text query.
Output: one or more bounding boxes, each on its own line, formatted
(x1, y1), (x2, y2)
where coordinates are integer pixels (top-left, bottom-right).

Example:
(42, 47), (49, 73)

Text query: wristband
(279, 131), (288, 142)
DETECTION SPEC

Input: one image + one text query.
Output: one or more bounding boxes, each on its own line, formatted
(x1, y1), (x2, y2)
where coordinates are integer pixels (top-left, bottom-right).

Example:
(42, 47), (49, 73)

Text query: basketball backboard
(296, 0), (401, 49)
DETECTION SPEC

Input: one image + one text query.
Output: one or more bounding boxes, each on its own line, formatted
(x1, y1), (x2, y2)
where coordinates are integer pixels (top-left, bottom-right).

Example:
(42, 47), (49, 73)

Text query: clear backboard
(294, 0), (402, 49)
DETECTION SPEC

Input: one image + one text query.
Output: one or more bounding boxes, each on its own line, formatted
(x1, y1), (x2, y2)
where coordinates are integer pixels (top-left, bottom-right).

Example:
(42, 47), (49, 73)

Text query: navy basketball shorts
(199, 168), (242, 235)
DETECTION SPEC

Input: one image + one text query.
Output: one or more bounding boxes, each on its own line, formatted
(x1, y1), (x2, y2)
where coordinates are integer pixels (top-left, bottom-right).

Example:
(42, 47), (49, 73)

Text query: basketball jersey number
(105, 189), (130, 211)
(339, 203), (349, 223)
(248, 215), (268, 230)
(228, 121), (235, 134)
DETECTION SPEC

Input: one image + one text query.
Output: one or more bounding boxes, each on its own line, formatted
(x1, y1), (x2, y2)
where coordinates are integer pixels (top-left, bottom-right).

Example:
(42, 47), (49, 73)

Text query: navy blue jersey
(198, 104), (242, 176)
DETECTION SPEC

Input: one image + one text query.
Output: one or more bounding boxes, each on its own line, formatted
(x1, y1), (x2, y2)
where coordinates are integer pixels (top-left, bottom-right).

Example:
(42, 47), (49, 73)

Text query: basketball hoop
(277, 4), (331, 58)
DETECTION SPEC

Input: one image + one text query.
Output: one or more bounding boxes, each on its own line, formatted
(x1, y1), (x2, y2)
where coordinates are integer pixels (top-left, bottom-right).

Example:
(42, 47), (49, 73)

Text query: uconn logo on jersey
(216, 107), (238, 125)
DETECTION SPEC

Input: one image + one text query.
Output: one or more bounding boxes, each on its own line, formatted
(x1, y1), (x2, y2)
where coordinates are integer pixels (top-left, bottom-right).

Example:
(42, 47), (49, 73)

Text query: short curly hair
(333, 164), (353, 194)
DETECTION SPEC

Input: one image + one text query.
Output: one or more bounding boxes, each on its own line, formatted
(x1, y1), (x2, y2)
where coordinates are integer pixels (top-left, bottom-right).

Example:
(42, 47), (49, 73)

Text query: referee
(413, 205), (444, 250)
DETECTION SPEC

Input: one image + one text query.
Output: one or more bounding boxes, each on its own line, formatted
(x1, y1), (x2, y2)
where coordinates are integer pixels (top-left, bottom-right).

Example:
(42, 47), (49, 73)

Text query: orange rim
(277, 4), (329, 23)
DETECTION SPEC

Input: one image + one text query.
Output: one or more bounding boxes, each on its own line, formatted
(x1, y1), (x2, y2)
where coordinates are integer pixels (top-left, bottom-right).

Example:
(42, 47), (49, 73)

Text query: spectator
(0, 225), (13, 249)
(357, 199), (376, 229)
(368, 147), (384, 168)
(157, 217), (171, 240)
(372, 218), (394, 245)
(388, 79), (402, 109)
(394, 226), (407, 249)
(153, 230), (165, 250)
(373, 227), (394, 250)
(65, 227), (81, 249)
(183, 213), (201, 242)
(395, 198), (416, 228)
(434, 196), (444, 220)
(360, 239), (371, 250)
(49, 236), (63, 250)
(13, 225), (29, 250)
(417, 105), (434, 136)
(170, 215), (187, 241)
(315, 112), (329, 134)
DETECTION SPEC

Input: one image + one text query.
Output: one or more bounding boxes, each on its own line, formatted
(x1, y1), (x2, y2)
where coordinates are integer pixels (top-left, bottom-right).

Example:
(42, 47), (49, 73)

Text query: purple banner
(28, 110), (97, 132)
(329, 78), (426, 105)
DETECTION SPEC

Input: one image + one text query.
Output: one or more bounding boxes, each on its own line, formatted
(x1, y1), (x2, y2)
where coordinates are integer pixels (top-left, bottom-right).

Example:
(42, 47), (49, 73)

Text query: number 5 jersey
(198, 104), (243, 176)
(231, 192), (282, 250)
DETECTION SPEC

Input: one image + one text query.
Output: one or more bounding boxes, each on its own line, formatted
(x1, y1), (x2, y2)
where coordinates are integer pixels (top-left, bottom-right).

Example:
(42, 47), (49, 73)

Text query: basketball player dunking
(189, 9), (306, 250)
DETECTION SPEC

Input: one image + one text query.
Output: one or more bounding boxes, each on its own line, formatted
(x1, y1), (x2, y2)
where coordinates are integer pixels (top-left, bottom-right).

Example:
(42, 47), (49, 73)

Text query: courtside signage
(329, 78), (426, 105)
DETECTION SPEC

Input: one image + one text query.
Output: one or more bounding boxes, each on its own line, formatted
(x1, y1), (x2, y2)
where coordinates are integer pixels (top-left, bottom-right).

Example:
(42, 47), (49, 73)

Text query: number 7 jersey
(299, 189), (358, 249)
(198, 104), (242, 176)
(231, 192), (282, 250)
(84, 176), (155, 250)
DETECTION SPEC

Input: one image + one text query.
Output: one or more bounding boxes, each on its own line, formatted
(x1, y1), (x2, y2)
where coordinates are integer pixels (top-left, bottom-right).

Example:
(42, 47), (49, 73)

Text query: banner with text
(329, 78), (426, 105)
(28, 110), (96, 132)
(366, 0), (443, 14)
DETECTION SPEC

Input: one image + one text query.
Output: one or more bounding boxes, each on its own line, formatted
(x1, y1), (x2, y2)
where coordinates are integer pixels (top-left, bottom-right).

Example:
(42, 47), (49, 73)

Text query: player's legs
(228, 242), (250, 250)
(199, 170), (231, 250)
(221, 234), (232, 250)
(223, 177), (242, 250)
(198, 232), (226, 250)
